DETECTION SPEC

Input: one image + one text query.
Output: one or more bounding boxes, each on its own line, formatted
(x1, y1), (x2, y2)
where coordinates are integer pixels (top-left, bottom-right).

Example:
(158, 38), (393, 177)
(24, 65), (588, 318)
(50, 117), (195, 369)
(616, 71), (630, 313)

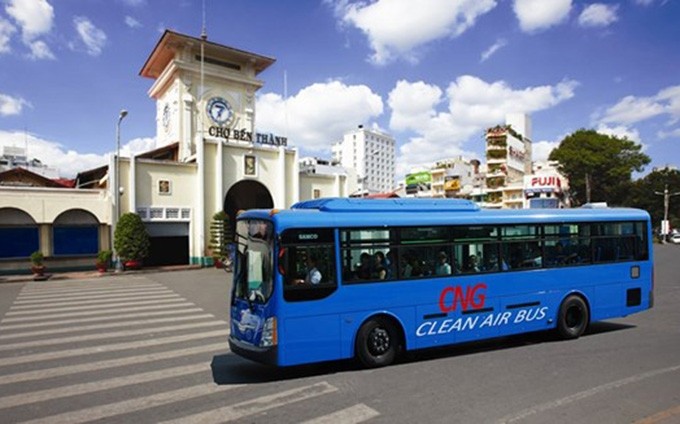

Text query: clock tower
(140, 30), (275, 161)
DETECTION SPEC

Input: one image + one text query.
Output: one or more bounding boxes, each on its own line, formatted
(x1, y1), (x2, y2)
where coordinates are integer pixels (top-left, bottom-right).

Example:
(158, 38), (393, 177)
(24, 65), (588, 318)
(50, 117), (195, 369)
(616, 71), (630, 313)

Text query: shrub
(114, 213), (150, 262)
(30, 250), (44, 266)
(97, 250), (113, 264)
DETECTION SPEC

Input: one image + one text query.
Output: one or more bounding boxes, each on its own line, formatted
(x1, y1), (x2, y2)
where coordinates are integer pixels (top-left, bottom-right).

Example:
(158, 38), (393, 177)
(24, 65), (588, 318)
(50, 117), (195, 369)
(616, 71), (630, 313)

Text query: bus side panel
(590, 263), (652, 322)
(281, 313), (341, 366)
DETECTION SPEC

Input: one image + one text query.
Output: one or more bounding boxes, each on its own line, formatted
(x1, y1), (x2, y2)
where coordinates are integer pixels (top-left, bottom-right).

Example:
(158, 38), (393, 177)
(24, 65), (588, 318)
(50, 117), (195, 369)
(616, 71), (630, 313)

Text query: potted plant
(30, 250), (46, 278)
(95, 250), (112, 272)
(114, 212), (150, 270)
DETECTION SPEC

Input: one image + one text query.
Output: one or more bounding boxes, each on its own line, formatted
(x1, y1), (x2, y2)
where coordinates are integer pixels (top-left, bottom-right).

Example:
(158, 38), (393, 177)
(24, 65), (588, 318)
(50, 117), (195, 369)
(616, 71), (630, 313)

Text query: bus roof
(238, 198), (650, 229)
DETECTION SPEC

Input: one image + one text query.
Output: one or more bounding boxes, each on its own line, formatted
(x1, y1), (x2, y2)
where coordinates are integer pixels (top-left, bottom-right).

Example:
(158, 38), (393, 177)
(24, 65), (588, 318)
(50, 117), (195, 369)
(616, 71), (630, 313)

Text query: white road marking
(9, 293), (182, 309)
(0, 329), (229, 367)
(498, 364), (680, 423)
(0, 313), (215, 340)
(0, 302), (196, 322)
(15, 286), (167, 301)
(0, 320), (225, 351)
(158, 382), (339, 424)
(5, 297), (188, 315)
(20, 383), (245, 424)
(0, 307), (204, 329)
(0, 342), (226, 385)
(12, 289), (179, 308)
(18, 281), (158, 296)
(300, 403), (380, 424)
(0, 362), (210, 409)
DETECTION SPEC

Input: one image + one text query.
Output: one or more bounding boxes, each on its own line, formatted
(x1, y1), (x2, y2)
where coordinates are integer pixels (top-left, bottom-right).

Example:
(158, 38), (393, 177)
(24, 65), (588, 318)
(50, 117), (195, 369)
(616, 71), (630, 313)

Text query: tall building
(332, 126), (396, 195)
(485, 114), (533, 208)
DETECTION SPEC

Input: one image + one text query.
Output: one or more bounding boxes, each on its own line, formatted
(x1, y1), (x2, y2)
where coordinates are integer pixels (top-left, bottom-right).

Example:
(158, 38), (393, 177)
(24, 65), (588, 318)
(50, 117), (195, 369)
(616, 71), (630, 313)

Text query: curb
(0, 264), (204, 284)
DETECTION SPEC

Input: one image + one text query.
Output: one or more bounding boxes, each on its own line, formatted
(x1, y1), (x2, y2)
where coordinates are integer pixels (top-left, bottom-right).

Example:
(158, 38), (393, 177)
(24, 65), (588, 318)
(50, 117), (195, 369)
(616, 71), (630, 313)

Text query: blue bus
(229, 198), (653, 368)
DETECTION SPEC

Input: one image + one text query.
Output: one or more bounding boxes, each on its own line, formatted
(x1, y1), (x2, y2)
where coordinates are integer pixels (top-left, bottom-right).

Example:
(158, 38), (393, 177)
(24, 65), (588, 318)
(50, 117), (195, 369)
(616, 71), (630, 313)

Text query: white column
(109, 153), (116, 226)
(277, 146), (286, 208)
(216, 139), (224, 212)
(129, 153), (137, 214)
(292, 149), (300, 206)
(196, 135), (205, 263)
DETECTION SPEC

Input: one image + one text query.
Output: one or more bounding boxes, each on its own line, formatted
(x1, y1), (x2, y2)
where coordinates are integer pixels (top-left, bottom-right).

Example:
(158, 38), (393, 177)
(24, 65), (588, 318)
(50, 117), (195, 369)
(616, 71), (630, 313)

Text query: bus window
(280, 229), (337, 302)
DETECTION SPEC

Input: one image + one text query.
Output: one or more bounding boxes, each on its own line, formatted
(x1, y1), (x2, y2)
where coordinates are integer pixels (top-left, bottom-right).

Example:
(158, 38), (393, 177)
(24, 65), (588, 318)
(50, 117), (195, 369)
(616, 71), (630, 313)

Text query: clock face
(206, 97), (233, 126)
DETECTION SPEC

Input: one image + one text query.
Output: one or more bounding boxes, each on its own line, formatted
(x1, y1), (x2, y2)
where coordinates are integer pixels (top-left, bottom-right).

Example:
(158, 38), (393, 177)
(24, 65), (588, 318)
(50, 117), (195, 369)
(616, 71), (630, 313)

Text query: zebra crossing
(0, 277), (380, 423)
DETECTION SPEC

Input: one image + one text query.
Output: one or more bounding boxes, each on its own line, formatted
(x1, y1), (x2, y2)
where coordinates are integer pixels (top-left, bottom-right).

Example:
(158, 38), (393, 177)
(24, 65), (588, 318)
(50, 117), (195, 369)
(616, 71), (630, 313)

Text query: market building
(0, 30), (356, 275)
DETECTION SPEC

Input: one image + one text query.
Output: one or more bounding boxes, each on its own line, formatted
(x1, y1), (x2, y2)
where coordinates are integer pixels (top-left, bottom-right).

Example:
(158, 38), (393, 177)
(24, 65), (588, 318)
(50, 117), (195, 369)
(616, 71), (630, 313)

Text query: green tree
(114, 213), (150, 262)
(627, 167), (680, 231)
(549, 129), (650, 206)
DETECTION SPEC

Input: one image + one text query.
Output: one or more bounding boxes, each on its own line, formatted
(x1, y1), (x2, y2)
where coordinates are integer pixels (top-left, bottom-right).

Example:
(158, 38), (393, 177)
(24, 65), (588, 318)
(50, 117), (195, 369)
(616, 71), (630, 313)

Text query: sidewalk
(0, 264), (203, 284)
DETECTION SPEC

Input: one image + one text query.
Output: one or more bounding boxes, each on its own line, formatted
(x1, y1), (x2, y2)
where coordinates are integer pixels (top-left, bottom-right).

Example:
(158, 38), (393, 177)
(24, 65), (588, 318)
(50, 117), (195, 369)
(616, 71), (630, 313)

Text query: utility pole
(654, 184), (680, 243)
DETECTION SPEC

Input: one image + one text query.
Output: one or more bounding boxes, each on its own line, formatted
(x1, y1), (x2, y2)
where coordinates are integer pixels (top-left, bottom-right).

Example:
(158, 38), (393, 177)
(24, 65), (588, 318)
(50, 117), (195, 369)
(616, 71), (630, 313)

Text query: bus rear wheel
(557, 295), (589, 339)
(356, 317), (400, 368)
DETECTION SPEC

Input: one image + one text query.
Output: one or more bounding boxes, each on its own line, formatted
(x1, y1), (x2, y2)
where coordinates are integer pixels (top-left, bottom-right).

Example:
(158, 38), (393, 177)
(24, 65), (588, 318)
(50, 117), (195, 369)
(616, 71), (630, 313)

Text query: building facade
(332, 126), (396, 195)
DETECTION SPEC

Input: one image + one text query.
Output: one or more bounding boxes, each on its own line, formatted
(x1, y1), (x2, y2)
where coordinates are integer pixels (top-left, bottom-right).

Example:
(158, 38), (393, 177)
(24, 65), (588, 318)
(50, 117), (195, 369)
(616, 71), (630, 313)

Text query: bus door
(279, 229), (340, 365)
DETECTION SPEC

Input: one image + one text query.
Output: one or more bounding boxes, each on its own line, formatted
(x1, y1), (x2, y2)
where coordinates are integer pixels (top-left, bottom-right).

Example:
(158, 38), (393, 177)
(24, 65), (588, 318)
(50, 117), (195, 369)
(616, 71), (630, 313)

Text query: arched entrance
(224, 180), (274, 233)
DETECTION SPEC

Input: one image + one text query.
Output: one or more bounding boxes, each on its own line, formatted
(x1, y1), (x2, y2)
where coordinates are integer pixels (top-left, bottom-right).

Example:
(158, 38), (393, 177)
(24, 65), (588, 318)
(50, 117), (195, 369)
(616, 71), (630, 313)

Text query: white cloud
(73, 16), (107, 56)
(597, 85), (680, 126)
(4, 0), (54, 59)
(513, 0), (572, 32)
(0, 130), (157, 177)
(256, 80), (384, 152)
(657, 128), (680, 139)
(120, 137), (157, 157)
(391, 76), (579, 174)
(532, 140), (560, 162)
(480, 38), (507, 62)
(578, 4), (619, 28)
(124, 16), (142, 29)
(0, 17), (16, 54)
(595, 123), (641, 142)
(332, 0), (497, 65)
(388, 80), (442, 131)
(4, 0), (54, 41)
(26, 39), (54, 60)
(0, 93), (30, 116)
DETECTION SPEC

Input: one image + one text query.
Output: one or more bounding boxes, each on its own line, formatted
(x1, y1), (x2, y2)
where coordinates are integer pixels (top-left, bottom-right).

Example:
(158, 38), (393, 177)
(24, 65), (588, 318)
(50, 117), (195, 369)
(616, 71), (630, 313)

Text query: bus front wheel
(557, 295), (589, 339)
(355, 316), (401, 368)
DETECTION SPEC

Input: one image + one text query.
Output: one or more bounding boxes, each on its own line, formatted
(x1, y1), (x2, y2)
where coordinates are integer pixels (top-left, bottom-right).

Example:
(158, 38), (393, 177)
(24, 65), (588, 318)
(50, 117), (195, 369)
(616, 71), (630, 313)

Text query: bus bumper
(229, 336), (278, 366)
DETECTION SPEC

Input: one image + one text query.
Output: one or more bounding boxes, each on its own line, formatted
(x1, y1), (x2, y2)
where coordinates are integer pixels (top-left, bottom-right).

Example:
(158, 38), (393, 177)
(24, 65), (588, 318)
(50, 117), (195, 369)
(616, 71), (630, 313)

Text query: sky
(1, 0), (679, 179)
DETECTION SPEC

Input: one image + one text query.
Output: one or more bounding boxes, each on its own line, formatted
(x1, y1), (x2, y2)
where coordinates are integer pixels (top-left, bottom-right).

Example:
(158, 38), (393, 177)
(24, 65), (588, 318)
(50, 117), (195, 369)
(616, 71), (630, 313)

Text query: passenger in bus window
(372, 251), (387, 280)
(355, 252), (372, 279)
(521, 245), (542, 268)
(293, 254), (322, 285)
(435, 251), (452, 275)
(465, 255), (481, 273)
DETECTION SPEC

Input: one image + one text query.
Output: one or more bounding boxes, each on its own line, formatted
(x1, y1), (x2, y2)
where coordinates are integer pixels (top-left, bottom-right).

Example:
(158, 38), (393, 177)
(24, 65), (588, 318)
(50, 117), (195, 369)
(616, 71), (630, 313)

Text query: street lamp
(114, 109), (128, 271)
(654, 184), (680, 243)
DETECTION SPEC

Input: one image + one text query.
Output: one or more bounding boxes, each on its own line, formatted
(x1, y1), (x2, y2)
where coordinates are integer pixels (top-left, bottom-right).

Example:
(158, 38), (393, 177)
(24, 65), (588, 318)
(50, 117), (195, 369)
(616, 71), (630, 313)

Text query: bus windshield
(234, 219), (274, 304)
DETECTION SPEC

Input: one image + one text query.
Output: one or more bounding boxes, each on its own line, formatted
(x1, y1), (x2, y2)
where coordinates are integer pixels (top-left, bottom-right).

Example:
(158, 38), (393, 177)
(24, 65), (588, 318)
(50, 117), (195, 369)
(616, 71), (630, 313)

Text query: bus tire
(355, 316), (401, 368)
(557, 295), (589, 339)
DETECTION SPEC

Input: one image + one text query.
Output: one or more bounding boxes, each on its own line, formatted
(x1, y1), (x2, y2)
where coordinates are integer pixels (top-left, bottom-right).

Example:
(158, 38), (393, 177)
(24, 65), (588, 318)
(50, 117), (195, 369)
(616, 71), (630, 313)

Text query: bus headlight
(260, 317), (277, 347)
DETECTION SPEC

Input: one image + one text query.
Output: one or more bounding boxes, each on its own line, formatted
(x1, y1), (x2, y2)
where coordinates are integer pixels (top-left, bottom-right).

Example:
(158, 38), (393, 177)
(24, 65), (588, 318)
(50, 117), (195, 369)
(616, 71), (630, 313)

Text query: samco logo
(438, 283), (487, 313)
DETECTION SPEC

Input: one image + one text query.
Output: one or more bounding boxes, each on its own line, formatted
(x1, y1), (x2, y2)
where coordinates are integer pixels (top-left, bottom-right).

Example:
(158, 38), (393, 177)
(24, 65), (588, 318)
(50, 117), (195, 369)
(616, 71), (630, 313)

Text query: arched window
(0, 208), (39, 259)
(53, 209), (99, 255)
